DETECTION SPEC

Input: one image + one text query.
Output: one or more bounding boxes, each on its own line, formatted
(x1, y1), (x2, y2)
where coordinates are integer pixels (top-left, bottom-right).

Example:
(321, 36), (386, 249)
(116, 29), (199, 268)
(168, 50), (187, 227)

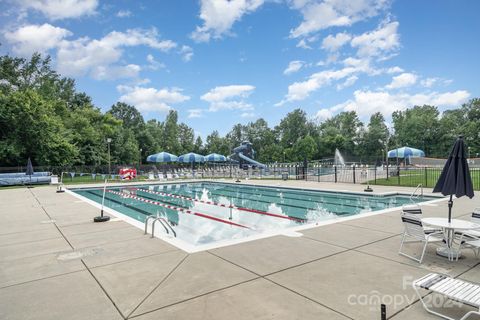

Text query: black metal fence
(2, 163), (480, 191)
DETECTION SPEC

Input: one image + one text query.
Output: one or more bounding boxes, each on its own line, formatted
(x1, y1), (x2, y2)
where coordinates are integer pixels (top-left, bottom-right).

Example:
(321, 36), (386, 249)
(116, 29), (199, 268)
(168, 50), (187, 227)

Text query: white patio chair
(456, 208), (480, 257)
(413, 273), (480, 320)
(399, 216), (444, 263)
(401, 204), (442, 234)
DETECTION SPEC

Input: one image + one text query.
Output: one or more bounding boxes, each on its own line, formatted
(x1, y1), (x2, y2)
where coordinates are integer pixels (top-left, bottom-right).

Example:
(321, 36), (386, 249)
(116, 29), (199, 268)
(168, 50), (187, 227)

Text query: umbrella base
(436, 247), (461, 260)
(93, 215), (110, 222)
(364, 186), (373, 192)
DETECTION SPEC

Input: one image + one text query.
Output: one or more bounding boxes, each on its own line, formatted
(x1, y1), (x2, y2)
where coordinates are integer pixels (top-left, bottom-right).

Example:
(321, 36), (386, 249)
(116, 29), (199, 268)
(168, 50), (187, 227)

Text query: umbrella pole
(94, 179), (111, 222)
(448, 194), (453, 223)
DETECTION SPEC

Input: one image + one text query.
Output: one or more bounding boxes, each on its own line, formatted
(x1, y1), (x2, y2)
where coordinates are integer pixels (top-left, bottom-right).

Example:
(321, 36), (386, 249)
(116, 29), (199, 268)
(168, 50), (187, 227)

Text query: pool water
(71, 182), (439, 251)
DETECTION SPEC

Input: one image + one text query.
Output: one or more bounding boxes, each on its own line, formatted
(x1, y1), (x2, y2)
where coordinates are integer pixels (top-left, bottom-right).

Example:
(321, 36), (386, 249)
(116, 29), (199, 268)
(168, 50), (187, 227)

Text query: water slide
(238, 152), (266, 168)
(232, 141), (266, 168)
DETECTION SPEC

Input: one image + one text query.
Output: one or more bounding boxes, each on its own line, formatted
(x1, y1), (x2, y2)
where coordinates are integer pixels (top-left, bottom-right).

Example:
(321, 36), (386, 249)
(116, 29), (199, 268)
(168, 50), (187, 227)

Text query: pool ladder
(144, 216), (176, 238)
(410, 184), (423, 202)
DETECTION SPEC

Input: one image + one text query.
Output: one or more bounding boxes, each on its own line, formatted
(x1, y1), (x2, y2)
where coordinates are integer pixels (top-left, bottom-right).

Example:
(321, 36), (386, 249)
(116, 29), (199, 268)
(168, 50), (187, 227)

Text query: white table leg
(436, 227), (461, 260)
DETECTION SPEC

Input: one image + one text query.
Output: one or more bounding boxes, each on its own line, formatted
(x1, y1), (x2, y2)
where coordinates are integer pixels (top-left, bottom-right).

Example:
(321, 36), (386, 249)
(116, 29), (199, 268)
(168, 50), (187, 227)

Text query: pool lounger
(413, 273), (480, 320)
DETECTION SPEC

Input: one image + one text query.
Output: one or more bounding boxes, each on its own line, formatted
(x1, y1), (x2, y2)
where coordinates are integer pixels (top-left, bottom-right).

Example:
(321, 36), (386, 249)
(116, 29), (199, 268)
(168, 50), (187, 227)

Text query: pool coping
(66, 180), (448, 253)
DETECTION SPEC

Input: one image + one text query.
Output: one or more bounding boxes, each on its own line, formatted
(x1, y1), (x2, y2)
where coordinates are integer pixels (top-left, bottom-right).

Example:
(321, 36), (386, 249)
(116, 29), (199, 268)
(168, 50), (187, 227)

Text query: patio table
(422, 217), (480, 261)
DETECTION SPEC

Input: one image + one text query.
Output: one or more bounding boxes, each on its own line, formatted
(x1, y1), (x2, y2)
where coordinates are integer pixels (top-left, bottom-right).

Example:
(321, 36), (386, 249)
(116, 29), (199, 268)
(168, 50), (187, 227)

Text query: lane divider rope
(107, 190), (250, 229)
(135, 187), (306, 223)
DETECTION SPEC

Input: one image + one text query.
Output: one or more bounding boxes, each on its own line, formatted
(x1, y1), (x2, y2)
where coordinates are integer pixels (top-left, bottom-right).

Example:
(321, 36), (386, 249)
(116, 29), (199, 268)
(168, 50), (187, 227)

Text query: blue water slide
(238, 152), (266, 168)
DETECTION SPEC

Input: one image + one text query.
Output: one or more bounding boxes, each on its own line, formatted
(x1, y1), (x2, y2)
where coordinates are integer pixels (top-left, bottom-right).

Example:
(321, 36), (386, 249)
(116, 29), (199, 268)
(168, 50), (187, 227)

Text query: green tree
(275, 109), (309, 149)
(178, 123), (195, 153)
(358, 112), (389, 160)
(163, 110), (181, 154)
(392, 105), (440, 157)
(108, 102), (145, 133)
(0, 90), (77, 166)
(193, 136), (204, 154)
(294, 135), (317, 161)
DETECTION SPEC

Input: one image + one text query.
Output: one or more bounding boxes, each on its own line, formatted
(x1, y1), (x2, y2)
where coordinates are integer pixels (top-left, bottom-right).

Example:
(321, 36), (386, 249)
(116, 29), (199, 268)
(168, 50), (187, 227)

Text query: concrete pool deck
(1, 180), (479, 320)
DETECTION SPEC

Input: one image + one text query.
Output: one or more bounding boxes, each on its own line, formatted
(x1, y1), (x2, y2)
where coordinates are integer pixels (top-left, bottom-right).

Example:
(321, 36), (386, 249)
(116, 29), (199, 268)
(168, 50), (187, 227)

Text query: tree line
(1, 53), (479, 167)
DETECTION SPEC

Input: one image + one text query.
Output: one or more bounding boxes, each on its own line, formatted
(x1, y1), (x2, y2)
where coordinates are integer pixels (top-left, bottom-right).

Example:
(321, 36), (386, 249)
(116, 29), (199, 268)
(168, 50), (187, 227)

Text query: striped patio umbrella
(178, 153), (205, 163)
(146, 152), (178, 162)
(205, 153), (227, 162)
(387, 147), (425, 158)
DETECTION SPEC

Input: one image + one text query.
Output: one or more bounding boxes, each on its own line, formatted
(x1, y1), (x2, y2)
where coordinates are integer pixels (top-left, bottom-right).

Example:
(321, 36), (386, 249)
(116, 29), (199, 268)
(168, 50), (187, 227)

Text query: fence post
(334, 166), (337, 183)
(353, 165), (356, 184)
(424, 167), (428, 187)
(397, 166), (400, 186)
(374, 167), (377, 185)
(317, 167), (320, 182)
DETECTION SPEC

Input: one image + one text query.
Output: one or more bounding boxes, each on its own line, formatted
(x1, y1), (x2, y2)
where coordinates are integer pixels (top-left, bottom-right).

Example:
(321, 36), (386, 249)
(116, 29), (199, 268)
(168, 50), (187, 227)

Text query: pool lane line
(134, 187), (307, 223)
(185, 184), (361, 214)
(107, 190), (250, 229)
(195, 182), (408, 211)
(201, 181), (415, 206)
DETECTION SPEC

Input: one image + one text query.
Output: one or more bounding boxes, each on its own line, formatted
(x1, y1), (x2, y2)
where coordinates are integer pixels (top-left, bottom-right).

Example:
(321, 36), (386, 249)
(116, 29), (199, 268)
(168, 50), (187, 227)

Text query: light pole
(139, 148), (142, 165)
(107, 138), (112, 174)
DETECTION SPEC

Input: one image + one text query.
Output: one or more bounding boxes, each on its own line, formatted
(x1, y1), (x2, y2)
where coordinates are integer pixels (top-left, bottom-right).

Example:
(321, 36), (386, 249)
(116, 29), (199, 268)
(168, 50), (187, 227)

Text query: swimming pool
(70, 181), (441, 252)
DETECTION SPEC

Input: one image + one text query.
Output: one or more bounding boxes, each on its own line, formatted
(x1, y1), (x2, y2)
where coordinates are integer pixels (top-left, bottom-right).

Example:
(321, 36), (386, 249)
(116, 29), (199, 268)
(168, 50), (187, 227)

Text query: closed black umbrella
(433, 136), (474, 222)
(26, 157), (34, 183)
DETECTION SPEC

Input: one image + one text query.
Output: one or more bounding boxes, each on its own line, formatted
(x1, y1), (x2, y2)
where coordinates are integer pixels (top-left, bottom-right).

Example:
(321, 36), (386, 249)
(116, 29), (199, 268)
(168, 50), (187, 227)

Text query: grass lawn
(372, 167), (480, 190)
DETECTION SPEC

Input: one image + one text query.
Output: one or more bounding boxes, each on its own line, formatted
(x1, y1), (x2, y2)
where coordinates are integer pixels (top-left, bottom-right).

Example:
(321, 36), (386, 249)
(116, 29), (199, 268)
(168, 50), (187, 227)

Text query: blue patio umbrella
(205, 153), (227, 162)
(387, 147), (425, 158)
(177, 153), (205, 163)
(433, 136), (474, 223)
(146, 152), (178, 163)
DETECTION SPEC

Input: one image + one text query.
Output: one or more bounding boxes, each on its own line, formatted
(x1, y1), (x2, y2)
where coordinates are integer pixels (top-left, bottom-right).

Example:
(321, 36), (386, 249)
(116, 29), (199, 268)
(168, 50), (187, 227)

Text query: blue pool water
(71, 182), (439, 251)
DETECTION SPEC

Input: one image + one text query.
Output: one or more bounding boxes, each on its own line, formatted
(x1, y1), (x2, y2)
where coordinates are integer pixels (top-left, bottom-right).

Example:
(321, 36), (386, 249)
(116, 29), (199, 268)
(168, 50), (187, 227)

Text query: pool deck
(1, 180), (480, 320)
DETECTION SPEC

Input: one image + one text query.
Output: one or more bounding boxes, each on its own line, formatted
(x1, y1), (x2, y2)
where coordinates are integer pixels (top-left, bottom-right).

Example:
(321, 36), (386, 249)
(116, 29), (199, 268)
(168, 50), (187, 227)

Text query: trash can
(282, 172), (288, 180)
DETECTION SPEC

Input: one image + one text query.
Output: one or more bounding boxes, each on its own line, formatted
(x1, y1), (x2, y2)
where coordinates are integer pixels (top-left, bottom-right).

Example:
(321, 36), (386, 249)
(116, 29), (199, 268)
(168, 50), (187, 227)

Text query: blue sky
(1, 0), (479, 137)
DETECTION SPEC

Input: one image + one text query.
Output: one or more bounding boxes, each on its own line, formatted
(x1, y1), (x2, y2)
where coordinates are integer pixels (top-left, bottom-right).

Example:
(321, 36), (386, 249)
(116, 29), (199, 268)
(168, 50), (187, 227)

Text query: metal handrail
(410, 184), (423, 201)
(144, 216), (176, 238)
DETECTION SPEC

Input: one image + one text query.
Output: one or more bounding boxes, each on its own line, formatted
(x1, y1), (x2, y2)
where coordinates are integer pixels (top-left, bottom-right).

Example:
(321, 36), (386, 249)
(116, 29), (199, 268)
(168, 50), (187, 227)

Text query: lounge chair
(413, 273), (480, 320)
(399, 216), (443, 263)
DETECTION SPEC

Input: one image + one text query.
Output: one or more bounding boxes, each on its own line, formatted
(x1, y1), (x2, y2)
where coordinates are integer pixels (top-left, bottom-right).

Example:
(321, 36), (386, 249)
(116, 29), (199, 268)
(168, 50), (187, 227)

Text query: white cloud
(118, 86), (190, 112)
(284, 60), (304, 75)
(296, 39), (312, 49)
(16, 0), (98, 20)
(241, 112), (256, 118)
(191, 0), (264, 42)
(386, 66), (403, 74)
(180, 45), (194, 62)
(91, 64), (141, 80)
(289, 0), (389, 38)
(277, 57), (375, 105)
(385, 72), (417, 89)
(116, 10), (132, 18)
(56, 28), (177, 77)
(188, 109), (205, 118)
(146, 54), (165, 70)
(336, 75), (358, 90)
(4, 23), (71, 56)
(321, 32), (351, 51)
(201, 84), (255, 111)
(420, 77), (452, 88)
(351, 20), (400, 58)
(315, 108), (334, 121)
(327, 89), (470, 119)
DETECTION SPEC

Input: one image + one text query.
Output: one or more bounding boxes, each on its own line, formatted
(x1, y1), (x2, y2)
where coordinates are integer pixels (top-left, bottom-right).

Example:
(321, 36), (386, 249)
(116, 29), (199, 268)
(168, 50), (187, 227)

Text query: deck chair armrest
(425, 231), (444, 240)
